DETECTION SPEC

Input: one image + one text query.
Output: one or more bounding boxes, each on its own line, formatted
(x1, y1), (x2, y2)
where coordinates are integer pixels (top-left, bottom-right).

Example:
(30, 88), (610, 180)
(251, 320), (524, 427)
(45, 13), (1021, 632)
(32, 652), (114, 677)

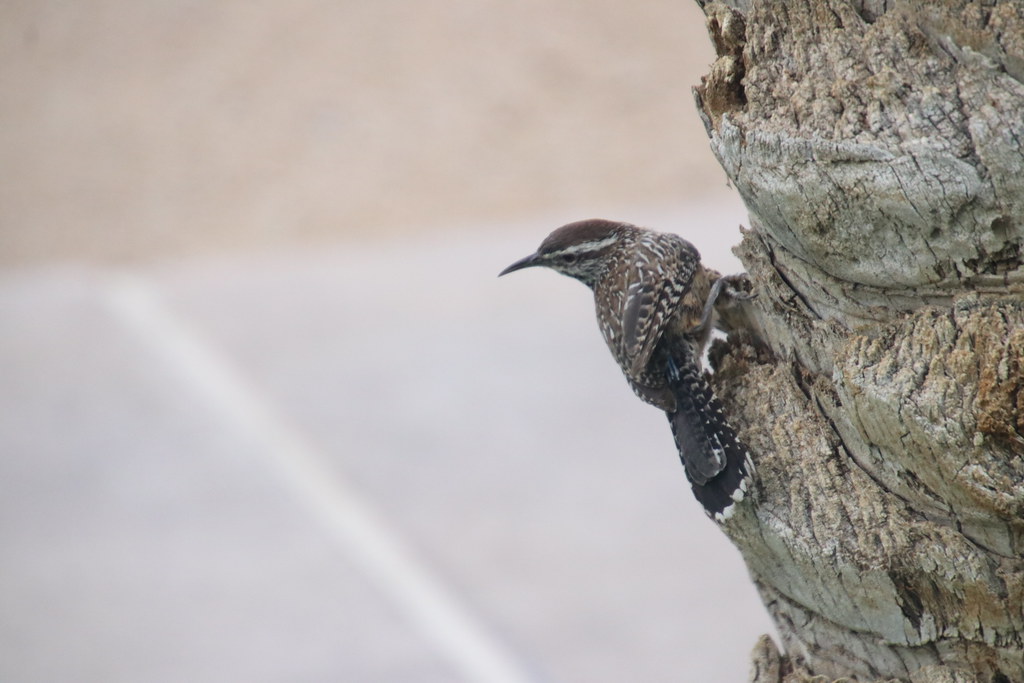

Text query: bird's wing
(620, 235), (699, 375)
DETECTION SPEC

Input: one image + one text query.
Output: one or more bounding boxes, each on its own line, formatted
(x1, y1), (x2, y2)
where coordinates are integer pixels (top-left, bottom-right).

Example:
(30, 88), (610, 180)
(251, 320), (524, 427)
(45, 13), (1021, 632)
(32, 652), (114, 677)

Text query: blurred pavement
(0, 202), (775, 682)
(1, 2), (777, 681)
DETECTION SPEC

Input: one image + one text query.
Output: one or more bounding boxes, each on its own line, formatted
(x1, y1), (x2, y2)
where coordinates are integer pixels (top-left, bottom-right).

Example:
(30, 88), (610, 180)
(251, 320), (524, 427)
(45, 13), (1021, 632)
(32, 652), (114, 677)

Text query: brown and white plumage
(500, 219), (754, 522)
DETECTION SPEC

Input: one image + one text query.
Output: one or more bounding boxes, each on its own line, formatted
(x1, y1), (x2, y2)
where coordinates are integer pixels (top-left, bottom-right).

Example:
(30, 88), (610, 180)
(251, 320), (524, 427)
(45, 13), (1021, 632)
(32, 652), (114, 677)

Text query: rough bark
(692, 1), (1024, 681)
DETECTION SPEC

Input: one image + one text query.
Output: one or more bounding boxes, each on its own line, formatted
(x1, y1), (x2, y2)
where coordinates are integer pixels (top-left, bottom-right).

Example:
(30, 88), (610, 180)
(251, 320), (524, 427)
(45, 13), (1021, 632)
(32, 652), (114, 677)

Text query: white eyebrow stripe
(555, 235), (619, 256)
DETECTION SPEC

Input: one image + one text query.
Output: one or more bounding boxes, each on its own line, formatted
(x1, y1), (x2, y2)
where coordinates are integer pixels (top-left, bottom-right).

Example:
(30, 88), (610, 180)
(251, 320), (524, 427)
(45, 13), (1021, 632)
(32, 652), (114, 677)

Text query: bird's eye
(561, 253), (577, 264)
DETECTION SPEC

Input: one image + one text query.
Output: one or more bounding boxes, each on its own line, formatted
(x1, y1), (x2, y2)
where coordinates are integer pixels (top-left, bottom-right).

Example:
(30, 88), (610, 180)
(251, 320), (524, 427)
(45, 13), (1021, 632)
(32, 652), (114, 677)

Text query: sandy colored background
(1, 0), (737, 265)
(0, 3), (770, 682)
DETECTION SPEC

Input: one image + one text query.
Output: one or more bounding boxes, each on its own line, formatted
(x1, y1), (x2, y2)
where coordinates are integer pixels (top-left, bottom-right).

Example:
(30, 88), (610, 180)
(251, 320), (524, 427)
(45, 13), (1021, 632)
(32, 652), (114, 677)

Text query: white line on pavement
(103, 273), (535, 683)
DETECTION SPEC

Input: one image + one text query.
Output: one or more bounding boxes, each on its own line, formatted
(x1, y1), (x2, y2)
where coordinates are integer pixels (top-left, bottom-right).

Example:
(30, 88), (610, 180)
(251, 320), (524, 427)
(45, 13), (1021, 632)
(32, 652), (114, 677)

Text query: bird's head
(498, 219), (632, 287)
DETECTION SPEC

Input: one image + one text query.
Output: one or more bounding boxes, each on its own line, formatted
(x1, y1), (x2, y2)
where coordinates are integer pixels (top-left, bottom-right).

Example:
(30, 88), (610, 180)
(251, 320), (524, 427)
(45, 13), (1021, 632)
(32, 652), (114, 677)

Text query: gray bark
(692, 1), (1024, 681)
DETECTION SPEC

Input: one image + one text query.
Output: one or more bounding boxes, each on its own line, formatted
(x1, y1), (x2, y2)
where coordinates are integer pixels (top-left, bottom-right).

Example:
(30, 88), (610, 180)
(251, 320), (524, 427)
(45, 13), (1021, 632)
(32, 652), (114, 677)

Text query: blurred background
(0, 1), (774, 681)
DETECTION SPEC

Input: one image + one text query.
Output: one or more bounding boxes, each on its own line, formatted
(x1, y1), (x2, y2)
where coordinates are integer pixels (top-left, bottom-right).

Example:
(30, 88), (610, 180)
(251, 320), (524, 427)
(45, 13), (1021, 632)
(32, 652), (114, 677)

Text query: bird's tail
(666, 355), (754, 523)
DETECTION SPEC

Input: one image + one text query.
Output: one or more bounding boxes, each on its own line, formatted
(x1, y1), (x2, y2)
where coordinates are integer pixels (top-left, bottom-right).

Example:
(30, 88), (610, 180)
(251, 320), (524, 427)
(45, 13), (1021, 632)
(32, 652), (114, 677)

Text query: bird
(499, 218), (754, 522)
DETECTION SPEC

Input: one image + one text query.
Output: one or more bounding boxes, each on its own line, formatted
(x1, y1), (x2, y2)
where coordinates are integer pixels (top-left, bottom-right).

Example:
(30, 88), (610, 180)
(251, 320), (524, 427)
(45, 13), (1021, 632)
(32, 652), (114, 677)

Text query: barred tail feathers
(666, 356), (754, 522)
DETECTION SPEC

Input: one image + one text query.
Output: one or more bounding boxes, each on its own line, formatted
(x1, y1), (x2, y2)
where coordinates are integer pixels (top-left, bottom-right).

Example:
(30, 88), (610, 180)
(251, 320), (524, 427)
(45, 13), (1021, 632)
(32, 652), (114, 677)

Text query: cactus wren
(499, 219), (754, 522)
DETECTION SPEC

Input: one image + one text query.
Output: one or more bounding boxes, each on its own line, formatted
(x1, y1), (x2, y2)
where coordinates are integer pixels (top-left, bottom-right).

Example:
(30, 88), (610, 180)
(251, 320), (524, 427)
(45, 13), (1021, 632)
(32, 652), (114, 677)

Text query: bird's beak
(498, 252), (541, 277)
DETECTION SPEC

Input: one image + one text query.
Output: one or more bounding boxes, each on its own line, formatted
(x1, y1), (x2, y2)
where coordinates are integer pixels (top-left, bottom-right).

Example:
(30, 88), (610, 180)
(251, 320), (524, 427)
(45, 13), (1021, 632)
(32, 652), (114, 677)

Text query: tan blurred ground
(0, 6), (776, 681)
(0, 1), (729, 265)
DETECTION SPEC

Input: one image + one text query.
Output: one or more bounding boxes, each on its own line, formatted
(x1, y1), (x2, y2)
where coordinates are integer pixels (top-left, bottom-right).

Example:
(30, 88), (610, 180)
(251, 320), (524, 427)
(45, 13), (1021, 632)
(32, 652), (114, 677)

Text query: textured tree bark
(691, 1), (1024, 681)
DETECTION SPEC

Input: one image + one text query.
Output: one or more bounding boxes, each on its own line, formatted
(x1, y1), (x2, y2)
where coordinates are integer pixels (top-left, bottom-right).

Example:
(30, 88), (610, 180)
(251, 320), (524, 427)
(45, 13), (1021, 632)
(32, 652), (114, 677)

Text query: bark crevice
(694, 1), (1024, 681)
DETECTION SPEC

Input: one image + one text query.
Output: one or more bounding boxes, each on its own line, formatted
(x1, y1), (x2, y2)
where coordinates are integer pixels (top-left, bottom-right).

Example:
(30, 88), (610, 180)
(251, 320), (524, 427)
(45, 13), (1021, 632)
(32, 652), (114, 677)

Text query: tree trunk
(692, 1), (1024, 681)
